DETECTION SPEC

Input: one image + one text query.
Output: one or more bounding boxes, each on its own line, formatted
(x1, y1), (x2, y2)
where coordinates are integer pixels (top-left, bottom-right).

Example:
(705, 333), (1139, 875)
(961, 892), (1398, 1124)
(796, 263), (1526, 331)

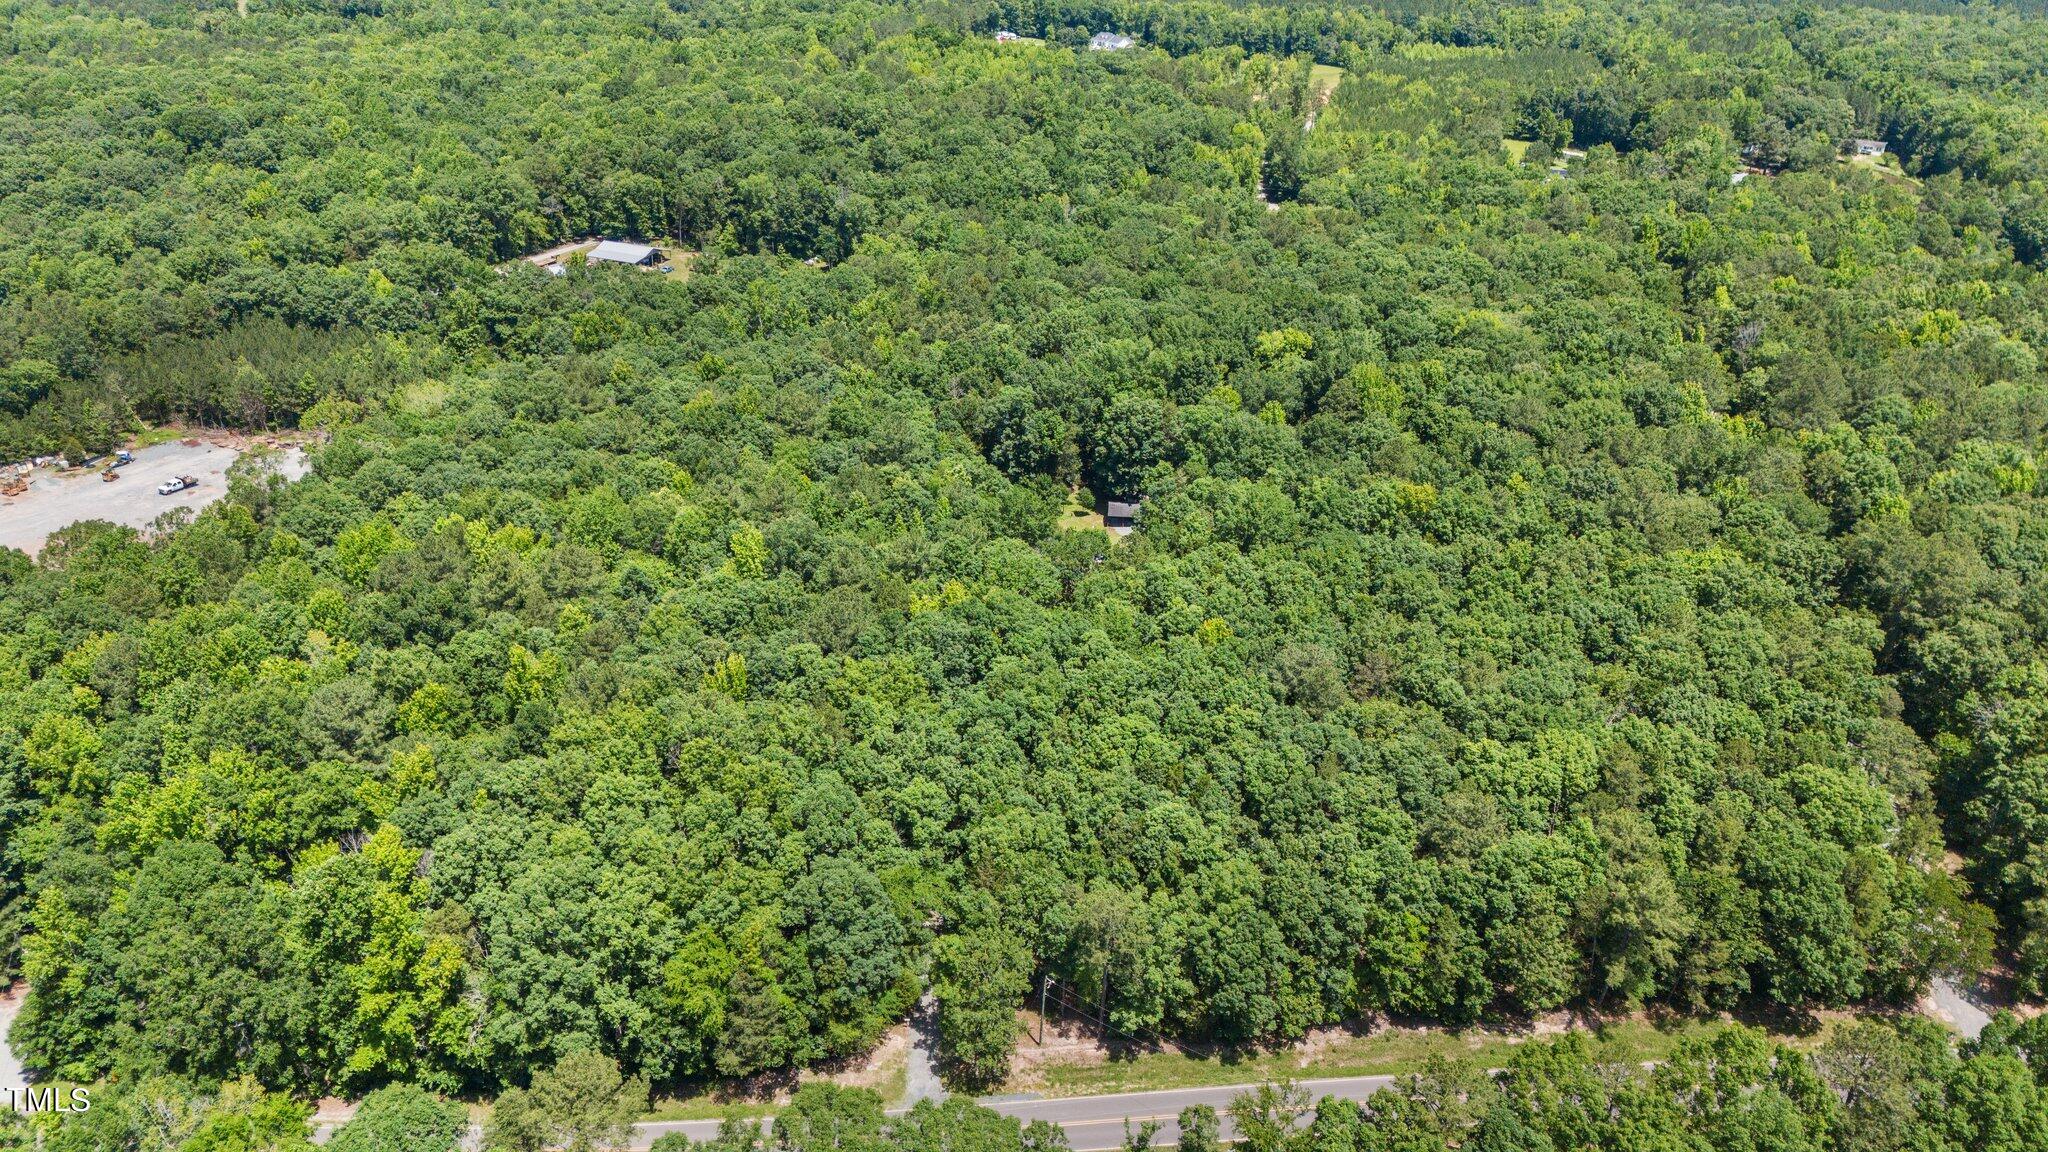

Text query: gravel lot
(0, 440), (308, 557)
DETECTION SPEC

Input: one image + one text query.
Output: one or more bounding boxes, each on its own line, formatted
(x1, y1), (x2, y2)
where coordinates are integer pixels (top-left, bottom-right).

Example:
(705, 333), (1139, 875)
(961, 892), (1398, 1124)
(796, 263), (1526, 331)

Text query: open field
(1502, 137), (1534, 163)
(1310, 63), (1344, 102)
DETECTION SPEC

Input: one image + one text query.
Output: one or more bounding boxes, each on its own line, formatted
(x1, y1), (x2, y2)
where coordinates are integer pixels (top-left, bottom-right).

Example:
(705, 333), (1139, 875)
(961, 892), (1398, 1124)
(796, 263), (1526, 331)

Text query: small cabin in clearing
(1852, 139), (1887, 157)
(1104, 500), (1141, 536)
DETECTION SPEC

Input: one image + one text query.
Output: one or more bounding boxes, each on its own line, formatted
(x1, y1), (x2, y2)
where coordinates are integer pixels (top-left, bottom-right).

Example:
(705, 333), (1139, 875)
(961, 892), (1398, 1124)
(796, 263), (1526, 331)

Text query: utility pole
(1039, 974), (1049, 1044)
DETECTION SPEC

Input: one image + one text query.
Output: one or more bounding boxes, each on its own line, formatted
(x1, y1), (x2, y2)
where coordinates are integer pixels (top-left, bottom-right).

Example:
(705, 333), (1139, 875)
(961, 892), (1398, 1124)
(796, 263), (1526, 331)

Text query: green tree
(773, 1085), (886, 1152)
(1175, 1106), (1219, 1152)
(487, 1052), (648, 1152)
(932, 929), (1028, 1092)
(328, 1084), (468, 1152)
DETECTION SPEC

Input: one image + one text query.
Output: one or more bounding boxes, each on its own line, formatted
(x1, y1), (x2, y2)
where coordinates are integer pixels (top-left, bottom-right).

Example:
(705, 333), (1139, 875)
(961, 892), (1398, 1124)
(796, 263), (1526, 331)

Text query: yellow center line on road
(1057, 1114), (1184, 1127)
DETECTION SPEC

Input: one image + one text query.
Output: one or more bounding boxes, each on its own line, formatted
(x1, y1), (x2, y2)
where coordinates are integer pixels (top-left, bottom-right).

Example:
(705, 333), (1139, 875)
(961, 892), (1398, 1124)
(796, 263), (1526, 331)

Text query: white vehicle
(157, 475), (197, 495)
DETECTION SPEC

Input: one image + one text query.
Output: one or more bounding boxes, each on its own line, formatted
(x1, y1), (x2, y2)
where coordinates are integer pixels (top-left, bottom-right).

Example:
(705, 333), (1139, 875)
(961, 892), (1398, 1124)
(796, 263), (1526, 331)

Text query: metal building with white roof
(586, 240), (659, 266)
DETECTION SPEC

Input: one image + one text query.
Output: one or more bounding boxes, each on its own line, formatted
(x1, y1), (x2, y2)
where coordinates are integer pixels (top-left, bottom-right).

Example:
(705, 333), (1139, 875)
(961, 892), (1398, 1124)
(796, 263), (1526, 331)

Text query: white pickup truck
(157, 475), (198, 495)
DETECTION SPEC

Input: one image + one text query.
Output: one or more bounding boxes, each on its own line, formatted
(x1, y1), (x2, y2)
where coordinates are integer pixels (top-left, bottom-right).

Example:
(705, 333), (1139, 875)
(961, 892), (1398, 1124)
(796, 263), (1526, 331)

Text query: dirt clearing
(0, 439), (309, 557)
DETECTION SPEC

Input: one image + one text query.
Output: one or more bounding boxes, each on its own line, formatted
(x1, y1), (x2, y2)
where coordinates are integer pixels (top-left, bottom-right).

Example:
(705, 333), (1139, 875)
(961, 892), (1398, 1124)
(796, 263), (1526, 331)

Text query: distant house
(1104, 500), (1141, 536)
(1088, 32), (1135, 51)
(994, 29), (1020, 42)
(1852, 138), (1887, 157)
(587, 240), (660, 267)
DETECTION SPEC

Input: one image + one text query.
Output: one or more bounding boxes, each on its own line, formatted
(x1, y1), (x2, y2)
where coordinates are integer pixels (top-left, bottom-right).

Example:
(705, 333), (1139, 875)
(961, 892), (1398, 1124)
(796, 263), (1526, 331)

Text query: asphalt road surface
(630, 1076), (1399, 1151)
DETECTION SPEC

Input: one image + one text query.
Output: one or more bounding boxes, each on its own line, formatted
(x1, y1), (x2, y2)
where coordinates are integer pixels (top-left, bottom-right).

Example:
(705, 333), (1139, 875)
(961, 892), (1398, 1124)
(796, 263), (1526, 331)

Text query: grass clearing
(1056, 493), (1106, 534)
(1027, 1016), (1843, 1098)
(1502, 138), (1533, 164)
(1846, 152), (1921, 190)
(1310, 63), (1344, 103)
(398, 380), (449, 415)
(656, 247), (698, 279)
(129, 424), (197, 448)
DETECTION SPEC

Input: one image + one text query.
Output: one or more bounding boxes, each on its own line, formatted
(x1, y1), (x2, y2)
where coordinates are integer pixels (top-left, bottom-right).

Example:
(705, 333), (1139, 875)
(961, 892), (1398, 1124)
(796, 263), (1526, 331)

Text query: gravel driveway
(0, 440), (307, 557)
(0, 984), (22, 1093)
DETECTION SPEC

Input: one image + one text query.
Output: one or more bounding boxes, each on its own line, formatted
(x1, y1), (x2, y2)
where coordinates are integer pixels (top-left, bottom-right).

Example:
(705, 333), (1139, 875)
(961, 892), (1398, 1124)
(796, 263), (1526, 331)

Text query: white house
(1852, 139), (1887, 157)
(1088, 32), (1135, 51)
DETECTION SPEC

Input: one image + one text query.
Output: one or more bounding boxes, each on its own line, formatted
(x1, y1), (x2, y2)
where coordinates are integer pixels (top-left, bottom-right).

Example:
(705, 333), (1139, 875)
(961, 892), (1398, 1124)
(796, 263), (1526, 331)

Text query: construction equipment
(101, 469), (121, 482)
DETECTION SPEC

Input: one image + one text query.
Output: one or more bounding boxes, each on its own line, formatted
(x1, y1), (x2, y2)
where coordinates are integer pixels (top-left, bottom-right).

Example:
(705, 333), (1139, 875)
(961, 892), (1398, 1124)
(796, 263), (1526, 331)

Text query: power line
(1039, 976), (1216, 1058)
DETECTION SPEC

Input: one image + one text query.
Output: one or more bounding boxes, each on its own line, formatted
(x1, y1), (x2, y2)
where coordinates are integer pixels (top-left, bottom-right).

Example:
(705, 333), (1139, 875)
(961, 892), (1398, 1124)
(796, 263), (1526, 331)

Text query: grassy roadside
(641, 1097), (780, 1123)
(642, 1041), (909, 1122)
(641, 1013), (1853, 1119)
(1025, 1016), (1845, 1098)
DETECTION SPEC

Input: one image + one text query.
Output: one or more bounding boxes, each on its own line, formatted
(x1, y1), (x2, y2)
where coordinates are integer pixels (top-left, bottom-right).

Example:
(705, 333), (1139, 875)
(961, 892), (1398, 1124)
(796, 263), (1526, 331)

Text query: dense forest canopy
(4, 0), (2048, 1145)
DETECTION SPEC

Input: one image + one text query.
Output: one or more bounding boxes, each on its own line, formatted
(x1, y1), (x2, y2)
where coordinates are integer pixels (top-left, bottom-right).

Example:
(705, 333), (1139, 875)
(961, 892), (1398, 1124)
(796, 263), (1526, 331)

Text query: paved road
(630, 1076), (1398, 1151)
(985, 1076), (1395, 1150)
